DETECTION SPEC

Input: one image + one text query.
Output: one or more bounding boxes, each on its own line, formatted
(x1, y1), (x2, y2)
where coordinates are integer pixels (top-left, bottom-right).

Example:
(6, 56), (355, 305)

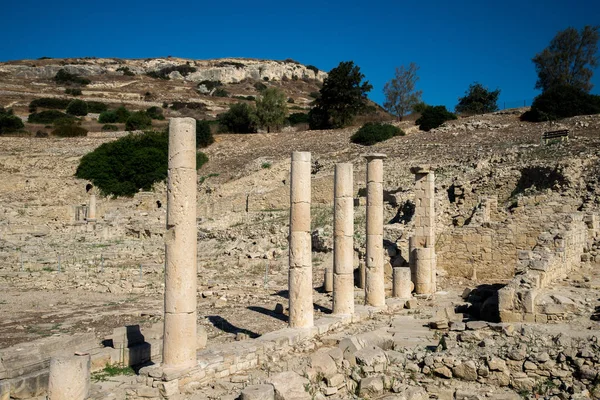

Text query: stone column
(87, 192), (96, 222)
(289, 151), (313, 328)
(323, 268), (333, 293)
(392, 267), (411, 298)
(409, 166), (436, 295)
(48, 353), (90, 400)
(333, 163), (354, 315)
(364, 154), (387, 307)
(163, 118), (197, 369)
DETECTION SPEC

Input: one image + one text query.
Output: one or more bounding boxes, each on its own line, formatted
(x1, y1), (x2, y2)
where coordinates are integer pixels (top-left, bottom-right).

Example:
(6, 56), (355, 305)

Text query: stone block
(240, 384), (275, 400)
(268, 371), (310, 400)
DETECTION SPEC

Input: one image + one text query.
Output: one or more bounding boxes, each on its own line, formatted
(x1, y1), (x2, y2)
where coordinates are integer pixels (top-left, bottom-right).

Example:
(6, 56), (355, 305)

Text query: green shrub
(198, 80), (222, 91)
(287, 98), (295, 103)
(102, 124), (119, 131)
(196, 120), (215, 148)
(288, 112), (309, 125)
(169, 102), (206, 111)
(65, 88), (82, 96)
(520, 84), (600, 122)
(197, 151), (209, 169)
(52, 124), (88, 137)
(66, 99), (88, 116)
(117, 66), (135, 76)
(146, 106), (165, 120)
(412, 101), (429, 114)
(350, 122), (404, 145)
(146, 64), (197, 80)
(218, 103), (257, 133)
(254, 82), (267, 92)
(0, 108), (24, 135)
(213, 88), (229, 97)
(75, 131), (208, 197)
(86, 101), (108, 113)
(53, 69), (91, 86)
(233, 95), (255, 101)
(29, 98), (71, 112)
(415, 105), (457, 131)
(308, 91), (320, 99)
(217, 61), (245, 69)
(125, 111), (152, 131)
(99, 106), (130, 123)
(306, 65), (319, 74)
(28, 110), (71, 124)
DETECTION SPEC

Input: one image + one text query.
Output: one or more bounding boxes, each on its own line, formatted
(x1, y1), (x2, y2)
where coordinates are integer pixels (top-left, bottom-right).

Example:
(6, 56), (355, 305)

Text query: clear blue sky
(2, 0), (599, 110)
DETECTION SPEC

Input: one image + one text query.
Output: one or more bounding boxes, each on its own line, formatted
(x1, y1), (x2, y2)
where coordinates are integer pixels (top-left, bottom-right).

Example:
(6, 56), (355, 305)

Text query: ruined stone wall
(498, 212), (596, 323)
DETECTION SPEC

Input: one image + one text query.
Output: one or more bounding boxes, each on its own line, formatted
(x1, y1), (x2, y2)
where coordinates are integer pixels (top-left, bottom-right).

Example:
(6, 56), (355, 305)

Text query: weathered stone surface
(240, 384), (275, 400)
(355, 346), (387, 369)
(268, 371), (310, 400)
(309, 351), (337, 379)
(452, 360), (478, 381)
(358, 375), (384, 397)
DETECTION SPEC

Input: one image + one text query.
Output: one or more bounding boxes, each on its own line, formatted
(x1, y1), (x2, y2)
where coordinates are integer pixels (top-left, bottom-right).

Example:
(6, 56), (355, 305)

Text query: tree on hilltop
(455, 82), (500, 115)
(533, 25), (599, 93)
(309, 61), (372, 129)
(383, 63), (422, 121)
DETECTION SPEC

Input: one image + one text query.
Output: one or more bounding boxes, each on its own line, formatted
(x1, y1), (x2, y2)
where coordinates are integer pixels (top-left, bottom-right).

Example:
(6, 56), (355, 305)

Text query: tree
(533, 25), (599, 92)
(196, 120), (215, 148)
(255, 87), (288, 132)
(383, 63), (422, 121)
(520, 84), (600, 122)
(455, 82), (500, 114)
(66, 99), (88, 116)
(125, 111), (152, 131)
(218, 103), (257, 133)
(415, 105), (457, 131)
(309, 61), (372, 129)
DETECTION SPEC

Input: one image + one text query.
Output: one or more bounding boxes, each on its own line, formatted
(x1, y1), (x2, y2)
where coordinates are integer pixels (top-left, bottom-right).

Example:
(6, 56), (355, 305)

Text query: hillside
(0, 57), (330, 134)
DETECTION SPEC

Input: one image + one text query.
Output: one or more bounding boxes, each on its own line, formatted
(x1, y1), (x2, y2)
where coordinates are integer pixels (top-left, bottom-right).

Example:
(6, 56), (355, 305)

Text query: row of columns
(288, 152), (437, 329)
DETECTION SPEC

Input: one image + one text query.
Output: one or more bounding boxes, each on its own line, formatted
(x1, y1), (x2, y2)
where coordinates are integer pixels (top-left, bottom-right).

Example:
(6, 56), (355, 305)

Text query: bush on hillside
(53, 69), (91, 86)
(198, 80), (222, 91)
(196, 120), (215, 148)
(125, 111), (152, 131)
(520, 84), (600, 122)
(117, 66), (135, 76)
(65, 88), (82, 96)
(306, 65), (319, 74)
(28, 110), (72, 124)
(288, 112), (309, 125)
(52, 124), (88, 137)
(102, 124), (119, 131)
(146, 64), (197, 80)
(218, 103), (257, 133)
(87, 101), (108, 113)
(29, 98), (71, 112)
(146, 106), (165, 120)
(350, 122), (404, 146)
(66, 99), (88, 116)
(0, 108), (24, 135)
(213, 88), (229, 97)
(415, 105), (457, 131)
(75, 131), (208, 197)
(98, 106), (130, 124)
(254, 82), (267, 92)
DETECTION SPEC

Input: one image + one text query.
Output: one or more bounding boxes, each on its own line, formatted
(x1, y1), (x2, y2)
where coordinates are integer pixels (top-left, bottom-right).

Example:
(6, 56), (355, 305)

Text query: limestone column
(409, 166), (436, 295)
(163, 118), (197, 369)
(47, 353), (90, 400)
(333, 163), (354, 315)
(364, 154), (387, 307)
(87, 192), (97, 222)
(289, 151), (313, 328)
(323, 268), (333, 293)
(392, 267), (411, 298)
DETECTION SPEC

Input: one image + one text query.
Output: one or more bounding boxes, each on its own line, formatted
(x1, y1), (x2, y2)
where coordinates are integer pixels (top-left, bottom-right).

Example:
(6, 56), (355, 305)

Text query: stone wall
(497, 212), (596, 323)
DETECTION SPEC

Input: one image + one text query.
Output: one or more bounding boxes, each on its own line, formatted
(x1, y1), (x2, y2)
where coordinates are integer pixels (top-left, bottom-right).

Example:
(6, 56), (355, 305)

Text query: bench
(542, 129), (569, 144)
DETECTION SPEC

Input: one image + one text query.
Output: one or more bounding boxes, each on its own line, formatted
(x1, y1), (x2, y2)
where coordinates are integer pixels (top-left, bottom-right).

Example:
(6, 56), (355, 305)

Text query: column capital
(410, 165), (433, 174)
(362, 153), (387, 161)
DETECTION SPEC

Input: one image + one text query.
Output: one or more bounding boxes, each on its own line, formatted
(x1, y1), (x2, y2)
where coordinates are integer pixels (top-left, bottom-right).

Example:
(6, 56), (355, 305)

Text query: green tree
(125, 111), (152, 131)
(196, 120), (215, 148)
(255, 87), (288, 132)
(521, 84), (600, 121)
(533, 25), (599, 92)
(66, 99), (88, 116)
(383, 63), (422, 121)
(309, 61), (372, 129)
(0, 108), (24, 135)
(455, 82), (500, 114)
(218, 103), (257, 133)
(415, 105), (457, 131)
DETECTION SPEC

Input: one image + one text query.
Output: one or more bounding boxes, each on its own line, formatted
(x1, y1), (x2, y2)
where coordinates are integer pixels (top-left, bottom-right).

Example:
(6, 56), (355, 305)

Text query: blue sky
(2, 0), (599, 110)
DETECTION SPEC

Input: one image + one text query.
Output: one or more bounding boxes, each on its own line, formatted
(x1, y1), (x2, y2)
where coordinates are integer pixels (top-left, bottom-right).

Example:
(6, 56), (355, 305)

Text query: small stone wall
(498, 212), (596, 323)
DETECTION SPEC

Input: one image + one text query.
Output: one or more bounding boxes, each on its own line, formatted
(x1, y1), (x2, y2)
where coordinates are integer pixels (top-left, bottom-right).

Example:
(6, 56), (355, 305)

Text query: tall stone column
(289, 151), (313, 328)
(409, 166), (436, 294)
(87, 192), (97, 222)
(163, 118), (197, 369)
(364, 154), (387, 307)
(333, 163), (354, 315)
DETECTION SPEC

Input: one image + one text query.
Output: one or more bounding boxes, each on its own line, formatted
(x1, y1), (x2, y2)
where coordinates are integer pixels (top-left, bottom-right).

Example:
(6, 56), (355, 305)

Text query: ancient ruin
(1, 106), (600, 400)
